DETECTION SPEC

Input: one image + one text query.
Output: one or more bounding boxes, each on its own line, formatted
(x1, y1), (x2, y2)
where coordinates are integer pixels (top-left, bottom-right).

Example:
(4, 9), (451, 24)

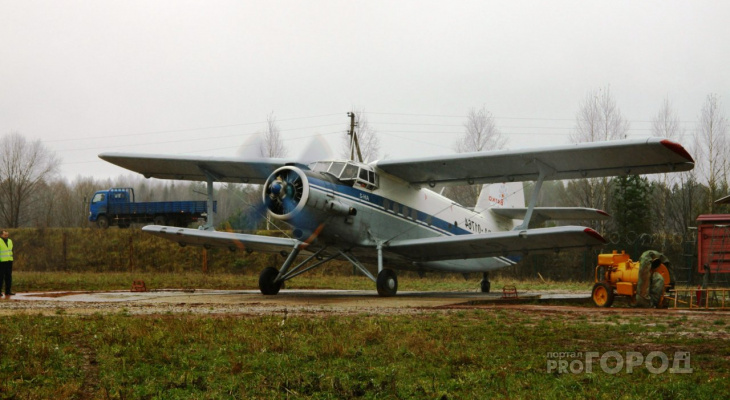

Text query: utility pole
(347, 112), (364, 163)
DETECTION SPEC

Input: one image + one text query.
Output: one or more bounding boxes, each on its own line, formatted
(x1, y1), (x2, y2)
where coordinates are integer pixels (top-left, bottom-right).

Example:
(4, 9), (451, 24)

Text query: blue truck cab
(89, 187), (214, 228)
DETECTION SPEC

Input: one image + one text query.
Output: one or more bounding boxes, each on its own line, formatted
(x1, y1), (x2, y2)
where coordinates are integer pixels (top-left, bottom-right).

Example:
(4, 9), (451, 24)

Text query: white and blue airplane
(100, 137), (693, 296)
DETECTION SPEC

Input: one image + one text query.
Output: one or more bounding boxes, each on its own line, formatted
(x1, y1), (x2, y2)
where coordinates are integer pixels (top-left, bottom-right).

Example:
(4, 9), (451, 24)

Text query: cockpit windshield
(309, 160), (379, 190)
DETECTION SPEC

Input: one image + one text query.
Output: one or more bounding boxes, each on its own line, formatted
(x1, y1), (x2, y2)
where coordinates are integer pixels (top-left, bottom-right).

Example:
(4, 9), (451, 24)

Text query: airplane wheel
(376, 269), (398, 297)
(96, 216), (109, 229)
(259, 267), (282, 295)
(592, 282), (614, 307)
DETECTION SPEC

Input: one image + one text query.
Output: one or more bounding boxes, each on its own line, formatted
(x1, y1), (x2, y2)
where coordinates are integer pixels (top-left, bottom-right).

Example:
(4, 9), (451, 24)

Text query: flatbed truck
(88, 187), (215, 228)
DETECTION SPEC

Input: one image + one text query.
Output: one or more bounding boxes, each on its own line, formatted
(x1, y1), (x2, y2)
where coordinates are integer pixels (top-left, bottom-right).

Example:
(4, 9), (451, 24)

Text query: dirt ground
(2, 289), (728, 321)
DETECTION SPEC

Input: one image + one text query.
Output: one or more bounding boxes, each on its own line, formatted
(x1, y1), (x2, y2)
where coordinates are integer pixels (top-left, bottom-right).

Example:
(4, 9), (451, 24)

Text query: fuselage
(264, 160), (522, 273)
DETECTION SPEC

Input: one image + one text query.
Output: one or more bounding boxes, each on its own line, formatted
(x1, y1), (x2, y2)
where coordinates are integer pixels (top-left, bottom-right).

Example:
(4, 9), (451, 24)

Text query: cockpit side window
(342, 164), (359, 179)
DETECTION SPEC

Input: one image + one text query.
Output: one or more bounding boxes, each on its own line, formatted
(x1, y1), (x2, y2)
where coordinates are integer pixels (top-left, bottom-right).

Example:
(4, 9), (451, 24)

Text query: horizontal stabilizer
(490, 207), (610, 222)
(386, 226), (606, 262)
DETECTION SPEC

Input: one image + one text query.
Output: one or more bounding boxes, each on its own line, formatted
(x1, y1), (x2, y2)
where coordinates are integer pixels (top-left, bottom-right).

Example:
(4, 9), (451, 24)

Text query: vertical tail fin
(475, 182), (525, 213)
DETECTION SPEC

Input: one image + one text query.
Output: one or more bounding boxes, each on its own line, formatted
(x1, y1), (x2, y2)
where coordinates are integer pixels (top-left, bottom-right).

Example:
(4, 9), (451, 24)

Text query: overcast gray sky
(1, 0), (728, 180)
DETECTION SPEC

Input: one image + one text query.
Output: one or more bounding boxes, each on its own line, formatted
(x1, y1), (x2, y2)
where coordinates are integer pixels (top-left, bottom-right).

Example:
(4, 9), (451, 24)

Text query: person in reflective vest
(0, 230), (14, 298)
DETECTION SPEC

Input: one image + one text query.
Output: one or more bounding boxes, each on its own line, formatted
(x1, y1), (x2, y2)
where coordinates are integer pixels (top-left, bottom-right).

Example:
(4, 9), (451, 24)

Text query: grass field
(1, 272), (728, 399)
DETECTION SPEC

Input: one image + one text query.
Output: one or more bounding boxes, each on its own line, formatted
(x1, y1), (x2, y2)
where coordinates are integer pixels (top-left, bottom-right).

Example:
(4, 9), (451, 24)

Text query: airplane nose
(270, 181), (283, 196)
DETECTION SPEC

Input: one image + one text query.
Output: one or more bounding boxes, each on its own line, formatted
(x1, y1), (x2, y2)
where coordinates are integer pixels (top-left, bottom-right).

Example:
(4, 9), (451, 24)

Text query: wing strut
(199, 167), (221, 231)
(515, 159), (555, 230)
(340, 250), (377, 282)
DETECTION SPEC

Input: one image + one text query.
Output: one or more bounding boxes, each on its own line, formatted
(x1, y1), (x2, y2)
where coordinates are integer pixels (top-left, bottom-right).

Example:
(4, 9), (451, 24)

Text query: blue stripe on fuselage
(308, 176), (472, 236)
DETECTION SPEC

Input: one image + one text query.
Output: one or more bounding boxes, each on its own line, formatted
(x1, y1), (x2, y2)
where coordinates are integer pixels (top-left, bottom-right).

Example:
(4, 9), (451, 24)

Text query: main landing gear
(480, 272), (491, 293)
(257, 245), (399, 297)
(376, 269), (398, 297)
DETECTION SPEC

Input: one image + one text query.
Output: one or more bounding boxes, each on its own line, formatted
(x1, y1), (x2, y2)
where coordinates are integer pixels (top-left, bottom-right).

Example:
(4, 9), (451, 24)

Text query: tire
(96, 216), (109, 229)
(592, 282), (614, 307)
(376, 269), (398, 297)
(153, 215), (166, 225)
(259, 267), (282, 295)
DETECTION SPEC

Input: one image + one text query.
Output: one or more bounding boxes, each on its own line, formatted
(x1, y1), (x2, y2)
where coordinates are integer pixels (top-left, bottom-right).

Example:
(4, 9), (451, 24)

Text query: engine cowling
(263, 166), (310, 221)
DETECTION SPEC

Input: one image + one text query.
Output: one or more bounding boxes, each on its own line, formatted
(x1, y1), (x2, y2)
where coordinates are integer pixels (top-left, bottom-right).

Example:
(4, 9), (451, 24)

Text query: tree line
(1, 93), (728, 241)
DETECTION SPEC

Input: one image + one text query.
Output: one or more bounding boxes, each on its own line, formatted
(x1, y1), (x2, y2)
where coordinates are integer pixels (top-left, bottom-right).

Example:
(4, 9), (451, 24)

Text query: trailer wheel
(592, 282), (614, 307)
(96, 216), (109, 229)
(153, 215), (166, 225)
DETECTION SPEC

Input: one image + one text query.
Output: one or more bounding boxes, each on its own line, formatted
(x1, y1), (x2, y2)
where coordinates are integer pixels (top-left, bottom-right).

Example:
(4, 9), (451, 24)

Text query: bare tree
(446, 106), (506, 206)
(260, 112), (287, 158)
(651, 97), (689, 234)
(566, 86), (630, 230)
(694, 93), (728, 212)
(340, 109), (381, 162)
(570, 86), (630, 143)
(455, 106), (507, 153)
(0, 132), (60, 227)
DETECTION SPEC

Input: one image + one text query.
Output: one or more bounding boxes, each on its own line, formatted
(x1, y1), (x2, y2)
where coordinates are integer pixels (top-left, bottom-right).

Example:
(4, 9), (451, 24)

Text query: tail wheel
(259, 267), (283, 295)
(376, 269), (398, 297)
(592, 282), (615, 307)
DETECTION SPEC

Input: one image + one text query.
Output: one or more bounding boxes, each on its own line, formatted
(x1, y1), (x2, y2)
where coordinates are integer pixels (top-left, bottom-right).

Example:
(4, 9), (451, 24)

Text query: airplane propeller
(264, 166), (309, 220)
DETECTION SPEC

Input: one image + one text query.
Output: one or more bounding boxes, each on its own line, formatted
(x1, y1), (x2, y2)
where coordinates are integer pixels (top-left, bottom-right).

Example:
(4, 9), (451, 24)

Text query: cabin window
(411, 208), (419, 220)
(402, 205), (409, 217)
(91, 193), (105, 203)
(383, 199), (390, 211)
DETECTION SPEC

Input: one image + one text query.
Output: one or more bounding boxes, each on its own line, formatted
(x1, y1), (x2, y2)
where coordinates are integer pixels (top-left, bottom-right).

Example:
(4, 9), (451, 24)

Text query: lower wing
(142, 225), (310, 253)
(385, 226), (606, 262)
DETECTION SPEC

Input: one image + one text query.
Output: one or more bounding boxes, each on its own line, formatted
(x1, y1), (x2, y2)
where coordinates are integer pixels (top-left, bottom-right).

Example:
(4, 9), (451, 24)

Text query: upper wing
(385, 226), (606, 262)
(374, 137), (694, 187)
(98, 152), (298, 184)
(716, 194), (730, 205)
(142, 225), (311, 253)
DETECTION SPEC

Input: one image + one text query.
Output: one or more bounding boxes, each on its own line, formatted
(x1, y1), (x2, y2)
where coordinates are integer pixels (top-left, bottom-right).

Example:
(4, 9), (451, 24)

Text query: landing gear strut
(480, 272), (491, 293)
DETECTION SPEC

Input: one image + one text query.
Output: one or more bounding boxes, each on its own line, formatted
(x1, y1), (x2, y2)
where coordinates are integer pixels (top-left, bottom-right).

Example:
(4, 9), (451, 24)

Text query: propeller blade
(236, 133), (265, 158)
(296, 134), (334, 165)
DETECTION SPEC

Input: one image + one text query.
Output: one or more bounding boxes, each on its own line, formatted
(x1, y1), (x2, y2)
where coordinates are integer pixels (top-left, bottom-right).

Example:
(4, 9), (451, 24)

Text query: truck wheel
(96, 216), (109, 229)
(592, 282), (614, 307)
(153, 216), (166, 225)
